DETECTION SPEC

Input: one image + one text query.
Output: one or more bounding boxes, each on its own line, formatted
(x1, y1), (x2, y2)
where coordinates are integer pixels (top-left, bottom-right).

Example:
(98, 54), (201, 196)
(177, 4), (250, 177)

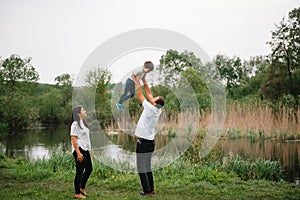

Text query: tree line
(0, 7), (299, 130)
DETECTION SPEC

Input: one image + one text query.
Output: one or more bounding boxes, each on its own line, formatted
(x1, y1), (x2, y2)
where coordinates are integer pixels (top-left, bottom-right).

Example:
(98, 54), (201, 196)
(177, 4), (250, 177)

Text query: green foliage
(260, 62), (290, 100)
(292, 69), (300, 95)
(181, 67), (211, 110)
(0, 150), (283, 184)
(0, 55), (40, 129)
(267, 7), (300, 97)
(2, 92), (37, 128)
(226, 129), (243, 139)
(1, 151), (296, 200)
(84, 67), (113, 128)
(213, 55), (252, 99)
(55, 73), (72, 87)
(158, 50), (203, 88)
(92, 159), (123, 180)
(0, 54), (39, 92)
(184, 129), (225, 166)
(0, 56), (73, 128)
(34, 80), (72, 125)
(151, 85), (180, 119)
(0, 55), (74, 129)
(225, 156), (283, 181)
(10, 152), (74, 180)
(239, 56), (270, 98)
(38, 88), (65, 124)
(55, 73), (72, 107)
(158, 157), (235, 186)
(157, 50), (212, 117)
(183, 130), (283, 182)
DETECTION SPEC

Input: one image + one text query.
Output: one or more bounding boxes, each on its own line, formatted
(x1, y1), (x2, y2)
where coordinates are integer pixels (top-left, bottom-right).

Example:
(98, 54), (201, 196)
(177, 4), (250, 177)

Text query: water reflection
(0, 127), (299, 183)
(221, 139), (300, 183)
(0, 126), (70, 161)
(91, 130), (181, 172)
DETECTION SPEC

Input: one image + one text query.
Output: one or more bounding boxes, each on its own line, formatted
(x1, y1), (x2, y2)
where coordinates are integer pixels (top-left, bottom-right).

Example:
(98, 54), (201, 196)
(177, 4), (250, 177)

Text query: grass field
(0, 152), (299, 200)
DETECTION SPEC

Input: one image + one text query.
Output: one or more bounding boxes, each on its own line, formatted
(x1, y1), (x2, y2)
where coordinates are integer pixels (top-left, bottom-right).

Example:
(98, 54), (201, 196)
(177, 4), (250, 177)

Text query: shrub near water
(6, 152), (75, 181)
(184, 130), (283, 182)
(1, 145), (283, 185)
(225, 156), (282, 181)
(157, 158), (236, 186)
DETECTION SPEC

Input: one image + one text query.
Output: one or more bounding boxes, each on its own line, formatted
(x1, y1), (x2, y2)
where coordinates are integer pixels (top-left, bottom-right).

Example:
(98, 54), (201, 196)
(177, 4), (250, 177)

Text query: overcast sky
(1, 0), (299, 84)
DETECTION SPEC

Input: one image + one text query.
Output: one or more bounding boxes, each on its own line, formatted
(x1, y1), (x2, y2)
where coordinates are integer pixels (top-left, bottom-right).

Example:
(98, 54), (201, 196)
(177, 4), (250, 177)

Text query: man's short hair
(144, 61), (154, 71)
(155, 96), (165, 108)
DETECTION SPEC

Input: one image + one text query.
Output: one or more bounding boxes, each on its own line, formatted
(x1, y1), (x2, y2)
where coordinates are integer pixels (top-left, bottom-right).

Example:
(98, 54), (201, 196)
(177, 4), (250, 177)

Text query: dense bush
(225, 156), (282, 181)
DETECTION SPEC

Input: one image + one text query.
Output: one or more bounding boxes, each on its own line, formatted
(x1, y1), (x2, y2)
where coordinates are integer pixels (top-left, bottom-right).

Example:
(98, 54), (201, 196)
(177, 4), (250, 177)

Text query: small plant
(247, 130), (257, 142)
(168, 128), (176, 138)
(274, 131), (285, 142)
(226, 129), (243, 139)
(258, 129), (265, 140)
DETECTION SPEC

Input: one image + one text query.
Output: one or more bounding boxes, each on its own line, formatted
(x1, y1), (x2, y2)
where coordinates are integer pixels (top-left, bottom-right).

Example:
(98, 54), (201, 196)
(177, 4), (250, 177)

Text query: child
(116, 61), (154, 111)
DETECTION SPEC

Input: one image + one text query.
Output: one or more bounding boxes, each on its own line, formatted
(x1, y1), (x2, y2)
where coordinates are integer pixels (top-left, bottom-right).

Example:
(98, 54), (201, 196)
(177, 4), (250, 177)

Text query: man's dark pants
(136, 138), (155, 194)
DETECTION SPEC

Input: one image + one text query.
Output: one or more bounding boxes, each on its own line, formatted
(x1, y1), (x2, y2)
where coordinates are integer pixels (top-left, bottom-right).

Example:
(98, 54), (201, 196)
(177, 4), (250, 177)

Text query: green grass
(225, 156), (283, 181)
(0, 152), (300, 200)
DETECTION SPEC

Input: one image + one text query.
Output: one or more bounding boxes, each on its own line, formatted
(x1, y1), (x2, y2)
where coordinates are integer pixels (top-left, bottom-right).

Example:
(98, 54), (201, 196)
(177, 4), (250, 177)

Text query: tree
(55, 73), (72, 107)
(238, 56), (271, 99)
(267, 7), (300, 96)
(158, 50), (212, 117)
(39, 88), (64, 124)
(158, 50), (203, 88)
(0, 55), (39, 129)
(55, 73), (72, 87)
(213, 55), (250, 98)
(85, 67), (111, 97)
(0, 54), (39, 93)
(84, 67), (112, 128)
(181, 67), (210, 110)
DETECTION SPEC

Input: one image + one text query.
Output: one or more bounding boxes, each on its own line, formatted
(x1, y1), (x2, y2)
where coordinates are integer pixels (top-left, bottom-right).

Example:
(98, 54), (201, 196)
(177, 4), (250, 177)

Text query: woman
(70, 105), (93, 199)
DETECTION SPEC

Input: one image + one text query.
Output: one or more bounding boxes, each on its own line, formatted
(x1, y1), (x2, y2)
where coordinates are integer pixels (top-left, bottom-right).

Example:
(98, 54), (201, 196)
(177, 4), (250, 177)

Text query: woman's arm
(71, 136), (84, 162)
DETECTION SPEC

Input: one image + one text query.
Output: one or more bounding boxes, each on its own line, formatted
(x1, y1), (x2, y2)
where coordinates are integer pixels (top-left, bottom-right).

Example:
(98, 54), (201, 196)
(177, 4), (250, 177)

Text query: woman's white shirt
(70, 120), (91, 152)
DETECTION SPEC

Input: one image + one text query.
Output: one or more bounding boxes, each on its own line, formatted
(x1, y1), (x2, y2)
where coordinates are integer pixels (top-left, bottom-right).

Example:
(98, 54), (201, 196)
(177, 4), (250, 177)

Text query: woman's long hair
(69, 105), (89, 131)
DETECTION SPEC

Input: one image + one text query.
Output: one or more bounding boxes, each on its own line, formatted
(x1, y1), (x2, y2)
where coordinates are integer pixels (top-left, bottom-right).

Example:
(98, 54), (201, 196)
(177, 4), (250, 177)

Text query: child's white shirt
(130, 67), (146, 80)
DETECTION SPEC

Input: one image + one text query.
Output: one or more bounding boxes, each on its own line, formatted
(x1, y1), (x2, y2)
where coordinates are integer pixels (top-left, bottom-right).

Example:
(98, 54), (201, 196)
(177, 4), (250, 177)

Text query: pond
(0, 126), (299, 183)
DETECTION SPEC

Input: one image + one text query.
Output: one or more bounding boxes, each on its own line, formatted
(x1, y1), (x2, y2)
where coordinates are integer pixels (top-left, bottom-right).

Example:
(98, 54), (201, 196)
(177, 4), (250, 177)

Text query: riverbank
(0, 152), (299, 200)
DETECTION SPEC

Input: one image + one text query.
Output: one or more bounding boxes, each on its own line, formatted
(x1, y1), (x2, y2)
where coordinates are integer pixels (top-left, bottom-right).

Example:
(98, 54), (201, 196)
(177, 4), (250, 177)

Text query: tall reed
(220, 102), (300, 139)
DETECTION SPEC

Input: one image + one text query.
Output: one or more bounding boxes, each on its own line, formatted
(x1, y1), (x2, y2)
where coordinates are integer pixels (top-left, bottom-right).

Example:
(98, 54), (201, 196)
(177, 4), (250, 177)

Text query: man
(134, 74), (165, 197)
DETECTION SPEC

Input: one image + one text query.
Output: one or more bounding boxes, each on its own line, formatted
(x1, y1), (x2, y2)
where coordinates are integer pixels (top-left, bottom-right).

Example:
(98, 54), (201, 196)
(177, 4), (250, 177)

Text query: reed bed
(106, 101), (300, 140)
(223, 102), (300, 139)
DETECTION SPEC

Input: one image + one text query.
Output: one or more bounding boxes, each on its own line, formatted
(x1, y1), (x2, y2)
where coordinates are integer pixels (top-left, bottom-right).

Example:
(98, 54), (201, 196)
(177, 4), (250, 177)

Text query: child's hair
(144, 61), (154, 71)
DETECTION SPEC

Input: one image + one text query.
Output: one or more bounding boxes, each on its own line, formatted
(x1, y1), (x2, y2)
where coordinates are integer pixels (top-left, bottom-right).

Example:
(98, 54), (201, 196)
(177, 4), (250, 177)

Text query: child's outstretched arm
(142, 75), (155, 104)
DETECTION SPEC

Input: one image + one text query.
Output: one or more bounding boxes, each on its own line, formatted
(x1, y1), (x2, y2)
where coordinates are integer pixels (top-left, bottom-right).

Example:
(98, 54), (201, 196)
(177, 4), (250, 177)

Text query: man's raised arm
(135, 75), (145, 103)
(142, 76), (155, 104)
